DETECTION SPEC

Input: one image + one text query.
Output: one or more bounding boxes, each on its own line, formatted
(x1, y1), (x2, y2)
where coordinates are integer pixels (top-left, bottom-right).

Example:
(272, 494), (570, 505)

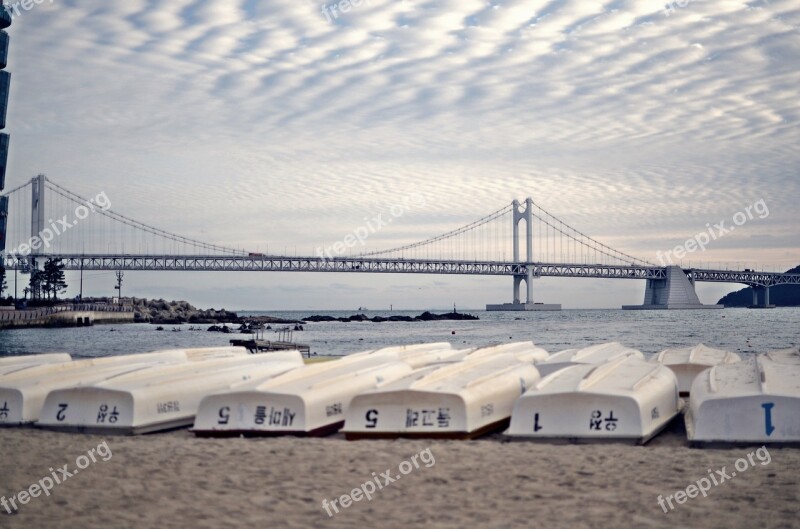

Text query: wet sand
(0, 422), (797, 529)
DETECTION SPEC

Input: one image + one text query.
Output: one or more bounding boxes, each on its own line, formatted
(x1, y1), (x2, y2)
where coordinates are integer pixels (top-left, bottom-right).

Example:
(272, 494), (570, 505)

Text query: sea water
(0, 308), (797, 359)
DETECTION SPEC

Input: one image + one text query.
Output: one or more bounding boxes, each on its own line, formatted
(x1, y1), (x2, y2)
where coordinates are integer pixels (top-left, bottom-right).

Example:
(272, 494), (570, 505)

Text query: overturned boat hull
(686, 352), (800, 446)
(536, 342), (644, 377)
(37, 351), (304, 435)
(343, 353), (542, 440)
(193, 352), (425, 437)
(652, 344), (741, 396)
(507, 355), (680, 445)
(0, 352), (72, 369)
(343, 391), (517, 441)
(2, 363), (167, 425)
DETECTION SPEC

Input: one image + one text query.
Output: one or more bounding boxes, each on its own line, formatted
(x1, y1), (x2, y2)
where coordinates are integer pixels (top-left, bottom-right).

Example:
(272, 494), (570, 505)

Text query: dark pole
(114, 270), (123, 304)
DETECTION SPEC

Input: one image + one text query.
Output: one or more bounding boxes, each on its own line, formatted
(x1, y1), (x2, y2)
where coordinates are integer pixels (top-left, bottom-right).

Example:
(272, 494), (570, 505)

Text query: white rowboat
(0, 353), (73, 377)
(349, 342), (462, 367)
(536, 342), (644, 377)
(38, 351), (304, 435)
(461, 342), (549, 363)
(193, 353), (418, 437)
(685, 350), (800, 446)
(0, 347), (250, 425)
(191, 344), (461, 437)
(343, 352), (541, 440)
(651, 344), (740, 396)
(0, 353), (72, 366)
(506, 355), (680, 444)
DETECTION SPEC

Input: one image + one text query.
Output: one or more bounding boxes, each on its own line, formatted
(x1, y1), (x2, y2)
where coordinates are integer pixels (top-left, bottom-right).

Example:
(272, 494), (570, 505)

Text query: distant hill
(717, 265), (800, 307)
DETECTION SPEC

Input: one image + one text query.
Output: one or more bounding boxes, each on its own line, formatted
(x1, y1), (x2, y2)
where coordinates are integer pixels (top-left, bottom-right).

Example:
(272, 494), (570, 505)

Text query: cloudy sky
(3, 0), (799, 309)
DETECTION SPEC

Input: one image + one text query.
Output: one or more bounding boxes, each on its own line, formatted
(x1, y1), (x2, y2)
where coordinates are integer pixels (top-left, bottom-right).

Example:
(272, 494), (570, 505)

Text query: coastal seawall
(0, 305), (134, 329)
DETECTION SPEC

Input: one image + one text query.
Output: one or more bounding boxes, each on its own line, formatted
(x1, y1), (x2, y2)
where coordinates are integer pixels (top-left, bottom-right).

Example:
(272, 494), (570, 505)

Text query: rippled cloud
(4, 0), (799, 306)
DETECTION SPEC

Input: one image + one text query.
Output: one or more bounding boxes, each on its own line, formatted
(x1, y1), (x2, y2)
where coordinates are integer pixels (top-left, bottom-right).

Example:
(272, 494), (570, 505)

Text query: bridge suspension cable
(43, 178), (246, 256)
(1, 176), (247, 257)
(0, 178), (32, 197)
(4, 176), (651, 267)
(527, 201), (653, 267)
(357, 198), (652, 266)
(360, 204), (513, 260)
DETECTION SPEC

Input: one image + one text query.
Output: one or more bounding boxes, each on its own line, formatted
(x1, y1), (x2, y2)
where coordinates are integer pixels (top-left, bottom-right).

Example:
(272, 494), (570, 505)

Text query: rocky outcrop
(302, 311), (479, 323)
(124, 299), (480, 325)
(130, 299), (240, 325)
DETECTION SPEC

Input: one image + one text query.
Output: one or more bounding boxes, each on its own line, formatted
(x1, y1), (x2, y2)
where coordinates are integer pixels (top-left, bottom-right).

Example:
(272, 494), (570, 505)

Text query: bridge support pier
(513, 275), (523, 304)
(622, 266), (723, 310)
(489, 271), (560, 311)
(487, 198), (561, 312)
(511, 270), (536, 304)
(749, 285), (775, 309)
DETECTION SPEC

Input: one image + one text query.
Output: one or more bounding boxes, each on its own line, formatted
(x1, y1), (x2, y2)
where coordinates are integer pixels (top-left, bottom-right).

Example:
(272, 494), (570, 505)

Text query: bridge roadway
(3, 254), (799, 288)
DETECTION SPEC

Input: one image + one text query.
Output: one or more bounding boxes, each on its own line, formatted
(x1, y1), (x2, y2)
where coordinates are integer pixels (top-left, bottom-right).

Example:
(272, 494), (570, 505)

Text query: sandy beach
(1, 421), (797, 529)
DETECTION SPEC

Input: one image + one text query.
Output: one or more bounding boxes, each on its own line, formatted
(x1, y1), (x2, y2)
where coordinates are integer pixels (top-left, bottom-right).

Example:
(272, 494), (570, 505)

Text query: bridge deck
(3, 254), (798, 287)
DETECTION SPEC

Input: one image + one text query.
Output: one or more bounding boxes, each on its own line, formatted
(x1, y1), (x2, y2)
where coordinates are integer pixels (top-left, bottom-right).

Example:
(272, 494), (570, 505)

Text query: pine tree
(43, 259), (68, 301)
(29, 269), (43, 300)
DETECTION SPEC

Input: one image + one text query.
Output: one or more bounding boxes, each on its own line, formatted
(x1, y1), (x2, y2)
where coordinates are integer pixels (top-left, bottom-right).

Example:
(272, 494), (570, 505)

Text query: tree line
(0, 258), (68, 302)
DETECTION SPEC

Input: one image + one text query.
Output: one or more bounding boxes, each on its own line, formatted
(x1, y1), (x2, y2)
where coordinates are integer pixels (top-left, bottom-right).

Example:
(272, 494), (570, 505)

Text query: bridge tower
(511, 198), (533, 305)
(30, 174), (46, 254)
(487, 198), (561, 312)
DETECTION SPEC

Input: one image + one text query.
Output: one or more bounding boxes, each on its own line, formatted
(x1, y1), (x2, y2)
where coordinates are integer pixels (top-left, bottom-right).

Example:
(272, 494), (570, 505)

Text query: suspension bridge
(1, 175), (799, 310)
